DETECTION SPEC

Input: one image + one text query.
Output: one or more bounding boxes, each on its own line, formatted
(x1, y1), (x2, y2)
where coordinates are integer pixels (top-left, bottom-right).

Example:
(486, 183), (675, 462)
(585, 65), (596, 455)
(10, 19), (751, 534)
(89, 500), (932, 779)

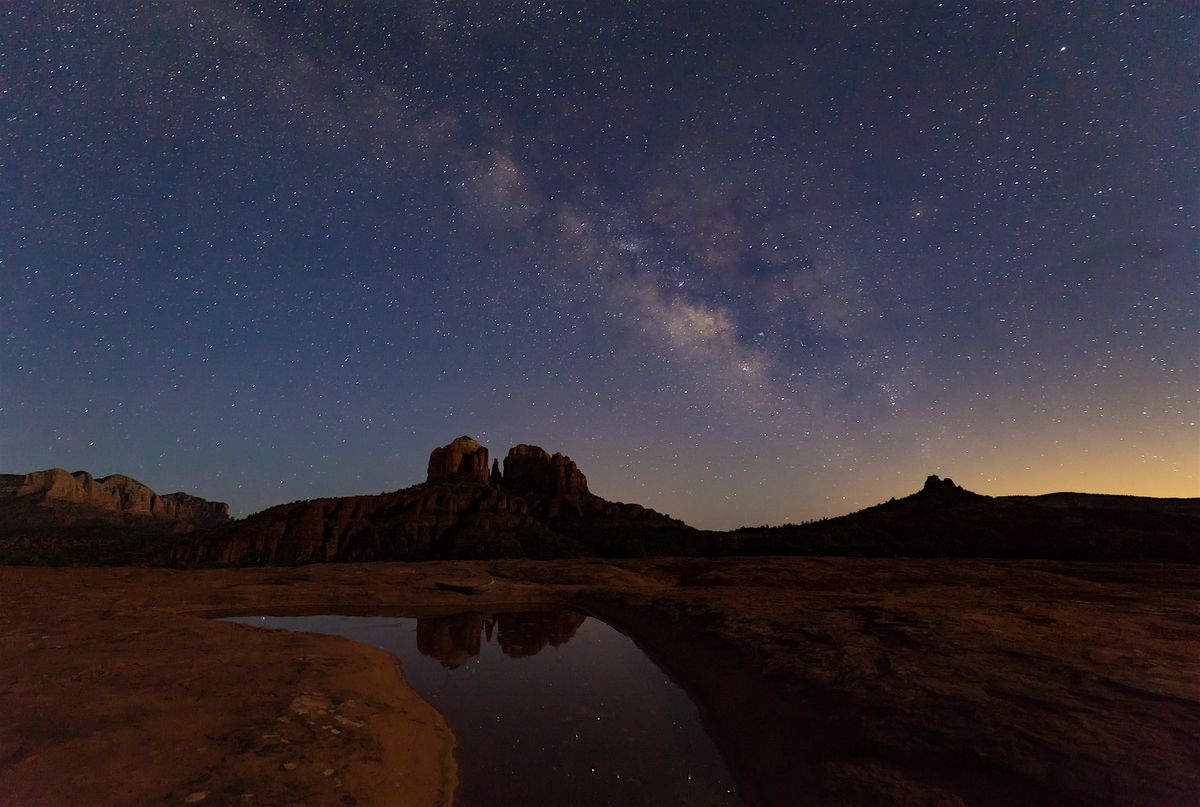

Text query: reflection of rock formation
(414, 610), (587, 668)
(495, 610), (588, 658)
(416, 613), (487, 669)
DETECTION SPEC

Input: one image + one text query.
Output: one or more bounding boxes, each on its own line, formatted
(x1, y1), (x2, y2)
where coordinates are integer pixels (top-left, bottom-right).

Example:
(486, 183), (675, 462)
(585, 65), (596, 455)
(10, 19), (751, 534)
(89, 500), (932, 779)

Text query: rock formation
(921, 474), (965, 496)
(153, 491), (231, 527)
(426, 436), (490, 485)
(172, 436), (694, 565)
(503, 444), (589, 497)
(494, 610), (587, 658)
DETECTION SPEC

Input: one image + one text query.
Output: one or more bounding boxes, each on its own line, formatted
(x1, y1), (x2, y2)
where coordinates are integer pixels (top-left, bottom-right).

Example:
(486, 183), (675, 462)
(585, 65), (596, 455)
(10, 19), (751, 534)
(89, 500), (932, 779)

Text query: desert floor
(1, 557), (1198, 806)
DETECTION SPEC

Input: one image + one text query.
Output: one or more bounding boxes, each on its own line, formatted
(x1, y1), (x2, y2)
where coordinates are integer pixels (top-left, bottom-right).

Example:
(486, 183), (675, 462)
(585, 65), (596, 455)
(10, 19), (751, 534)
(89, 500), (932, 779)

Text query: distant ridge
(719, 475), (1200, 562)
(0, 469), (230, 565)
(2, 468), (229, 527)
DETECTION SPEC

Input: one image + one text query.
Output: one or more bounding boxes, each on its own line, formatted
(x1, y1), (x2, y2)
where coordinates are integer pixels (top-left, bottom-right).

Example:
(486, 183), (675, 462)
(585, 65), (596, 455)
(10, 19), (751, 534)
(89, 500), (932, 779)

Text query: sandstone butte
(172, 436), (689, 565)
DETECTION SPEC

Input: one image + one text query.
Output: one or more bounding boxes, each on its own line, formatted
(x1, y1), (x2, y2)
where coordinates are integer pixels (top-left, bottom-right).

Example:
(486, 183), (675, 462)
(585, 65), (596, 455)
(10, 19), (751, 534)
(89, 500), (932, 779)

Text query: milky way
(3, 2), (1196, 527)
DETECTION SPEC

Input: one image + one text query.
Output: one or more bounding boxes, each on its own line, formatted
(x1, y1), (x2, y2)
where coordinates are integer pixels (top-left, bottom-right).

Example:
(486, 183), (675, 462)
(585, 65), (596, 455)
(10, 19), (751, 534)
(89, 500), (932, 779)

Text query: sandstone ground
(1, 558), (1197, 806)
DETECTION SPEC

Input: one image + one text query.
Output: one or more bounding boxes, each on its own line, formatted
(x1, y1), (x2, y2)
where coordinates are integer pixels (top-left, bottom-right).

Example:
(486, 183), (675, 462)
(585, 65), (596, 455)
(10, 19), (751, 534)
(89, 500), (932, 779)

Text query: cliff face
(175, 480), (569, 565)
(1, 468), (230, 531)
(154, 492), (231, 527)
(173, 436), (693, 565)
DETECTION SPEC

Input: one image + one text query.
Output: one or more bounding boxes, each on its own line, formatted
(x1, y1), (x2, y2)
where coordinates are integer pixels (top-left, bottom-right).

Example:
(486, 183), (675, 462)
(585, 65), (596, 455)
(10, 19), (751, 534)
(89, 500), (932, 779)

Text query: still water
(227, 611), (745, 806)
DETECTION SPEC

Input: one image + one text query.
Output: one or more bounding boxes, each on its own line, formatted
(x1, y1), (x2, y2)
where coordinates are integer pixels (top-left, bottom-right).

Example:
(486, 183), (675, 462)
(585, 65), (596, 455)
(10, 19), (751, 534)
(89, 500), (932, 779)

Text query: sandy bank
(0, 562), (575, 805)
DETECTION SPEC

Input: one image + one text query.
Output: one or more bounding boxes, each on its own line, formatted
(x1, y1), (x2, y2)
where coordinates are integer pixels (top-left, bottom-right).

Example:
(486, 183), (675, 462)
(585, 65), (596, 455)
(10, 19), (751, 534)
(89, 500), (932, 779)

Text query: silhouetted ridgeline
(715, 476), (1200, 562)
(3, 442), (1197, 565)
(162, 458), (1200, 566)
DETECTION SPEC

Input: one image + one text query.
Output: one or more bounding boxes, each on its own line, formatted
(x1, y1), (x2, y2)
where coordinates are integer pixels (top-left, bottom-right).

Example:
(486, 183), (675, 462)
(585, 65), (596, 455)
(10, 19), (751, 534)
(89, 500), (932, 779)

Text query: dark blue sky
(3, 2), (1196, 527)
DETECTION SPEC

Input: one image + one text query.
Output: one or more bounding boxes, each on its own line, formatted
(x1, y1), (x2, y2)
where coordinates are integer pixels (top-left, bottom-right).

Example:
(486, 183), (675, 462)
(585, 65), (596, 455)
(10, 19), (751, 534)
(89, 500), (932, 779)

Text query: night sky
(3, 2), (1196, 528)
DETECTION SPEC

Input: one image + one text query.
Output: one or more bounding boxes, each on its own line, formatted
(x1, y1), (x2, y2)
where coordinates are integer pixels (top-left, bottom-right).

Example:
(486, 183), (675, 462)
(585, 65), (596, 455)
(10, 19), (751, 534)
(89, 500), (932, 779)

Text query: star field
(2, 2), (1196, 527)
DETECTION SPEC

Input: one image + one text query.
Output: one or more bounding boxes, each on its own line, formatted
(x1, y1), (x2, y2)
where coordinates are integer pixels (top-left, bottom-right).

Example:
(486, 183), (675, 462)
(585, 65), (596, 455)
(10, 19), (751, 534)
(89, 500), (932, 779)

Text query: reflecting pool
(227, 611), (745, 806)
